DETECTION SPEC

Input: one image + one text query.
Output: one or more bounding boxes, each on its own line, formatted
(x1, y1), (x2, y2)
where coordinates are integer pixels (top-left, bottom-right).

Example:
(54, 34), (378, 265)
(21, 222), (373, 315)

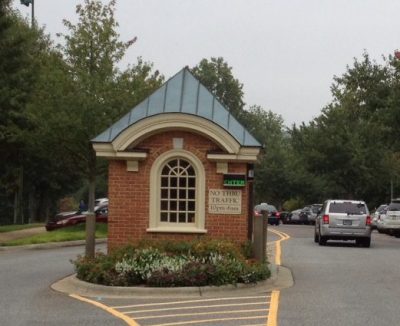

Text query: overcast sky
(13, 0), (400, 126)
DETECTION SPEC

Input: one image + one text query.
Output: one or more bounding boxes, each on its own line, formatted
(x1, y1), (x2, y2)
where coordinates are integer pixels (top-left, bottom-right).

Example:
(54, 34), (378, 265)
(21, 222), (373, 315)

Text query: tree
(240, 106), (293, 207)
(191, 57), (245, 119)
(289, 53), (395, 206)
(0, 2), (42, 224)
(58, 0), (162, 257)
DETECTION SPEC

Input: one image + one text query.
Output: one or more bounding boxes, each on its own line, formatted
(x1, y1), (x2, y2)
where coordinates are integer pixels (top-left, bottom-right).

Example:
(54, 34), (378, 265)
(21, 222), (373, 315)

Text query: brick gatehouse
(92, 68), (261, 250)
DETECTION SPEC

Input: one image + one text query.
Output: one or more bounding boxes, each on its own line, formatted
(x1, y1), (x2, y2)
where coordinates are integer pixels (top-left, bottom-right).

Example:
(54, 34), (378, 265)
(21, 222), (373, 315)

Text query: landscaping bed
(73, 239), (270, 287)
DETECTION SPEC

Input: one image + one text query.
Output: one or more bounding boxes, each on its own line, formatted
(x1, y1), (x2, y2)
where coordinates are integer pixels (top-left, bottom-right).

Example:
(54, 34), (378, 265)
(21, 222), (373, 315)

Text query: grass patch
(0, 223), (44, 233)
(1, 223), (107, 246)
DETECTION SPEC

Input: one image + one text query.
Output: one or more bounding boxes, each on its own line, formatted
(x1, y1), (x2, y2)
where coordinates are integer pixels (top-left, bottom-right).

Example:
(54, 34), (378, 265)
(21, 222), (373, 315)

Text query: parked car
(376, 200), (400, 237)
(286, 209), (303, 224)
(372, 204), (388, 230)
(308, 204), (322, 225)
(279, 211), (291, 224)
(45, 205), (108, 231)
(95, 197), (109, 208)
(254, 203), (280, 225)
(299, 204), (323, 225)
(314, 199), (372, 247)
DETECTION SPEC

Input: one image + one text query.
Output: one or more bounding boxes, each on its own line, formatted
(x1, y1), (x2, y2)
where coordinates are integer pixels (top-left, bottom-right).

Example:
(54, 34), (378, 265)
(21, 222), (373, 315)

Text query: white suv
(377, 199), (400, 237)
(314, 199), (372, 247)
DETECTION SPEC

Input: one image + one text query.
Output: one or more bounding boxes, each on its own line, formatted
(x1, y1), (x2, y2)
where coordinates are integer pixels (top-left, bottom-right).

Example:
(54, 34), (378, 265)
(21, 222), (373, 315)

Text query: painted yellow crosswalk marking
(69, 229), (291, 326)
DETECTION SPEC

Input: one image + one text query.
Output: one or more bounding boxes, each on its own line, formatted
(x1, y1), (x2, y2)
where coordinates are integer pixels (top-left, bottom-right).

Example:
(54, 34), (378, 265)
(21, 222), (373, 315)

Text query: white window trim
(147, 149), (207, 233)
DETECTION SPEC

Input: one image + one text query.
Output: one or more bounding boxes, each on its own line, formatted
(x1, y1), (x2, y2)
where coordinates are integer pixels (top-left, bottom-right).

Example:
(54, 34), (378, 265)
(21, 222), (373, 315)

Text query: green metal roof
(92, 67), (261, 147)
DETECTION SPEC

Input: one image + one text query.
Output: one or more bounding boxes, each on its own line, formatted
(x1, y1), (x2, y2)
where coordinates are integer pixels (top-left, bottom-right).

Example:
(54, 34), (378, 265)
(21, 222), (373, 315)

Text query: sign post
(253, 204), (268, 262)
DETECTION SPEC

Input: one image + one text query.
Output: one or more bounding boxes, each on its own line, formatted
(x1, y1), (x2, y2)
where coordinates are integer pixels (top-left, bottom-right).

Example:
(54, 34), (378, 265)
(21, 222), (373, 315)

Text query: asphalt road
(0, 244), (123, 326)
(1, 226), (400, 326)
(278, 224), (400, 326)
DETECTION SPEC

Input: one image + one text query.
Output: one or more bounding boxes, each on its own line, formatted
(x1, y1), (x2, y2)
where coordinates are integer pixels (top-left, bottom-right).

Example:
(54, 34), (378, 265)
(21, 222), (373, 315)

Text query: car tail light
(366, 215), (371, 226)
(323, 214), (329, 224)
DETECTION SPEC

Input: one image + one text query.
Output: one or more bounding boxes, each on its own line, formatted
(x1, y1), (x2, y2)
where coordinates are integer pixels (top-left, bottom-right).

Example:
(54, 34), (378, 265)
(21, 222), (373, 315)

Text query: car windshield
(376, 205), (387, 213)
(387, 203), (400, 211)
(311, 206), (321, 213)
(329, 202), (366, 214)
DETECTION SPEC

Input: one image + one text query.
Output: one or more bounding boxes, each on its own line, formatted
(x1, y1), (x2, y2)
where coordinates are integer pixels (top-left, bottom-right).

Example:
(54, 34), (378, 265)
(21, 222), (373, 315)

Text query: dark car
(254, 203), (280, 225)
(45, 205), (108, 231)
(279, 211), (291, 224)
(299, 206), (312, 224)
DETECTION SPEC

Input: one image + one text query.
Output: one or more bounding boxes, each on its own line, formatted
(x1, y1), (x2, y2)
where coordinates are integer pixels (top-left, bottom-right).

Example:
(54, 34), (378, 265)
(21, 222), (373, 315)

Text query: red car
(45, 205), (108, 231)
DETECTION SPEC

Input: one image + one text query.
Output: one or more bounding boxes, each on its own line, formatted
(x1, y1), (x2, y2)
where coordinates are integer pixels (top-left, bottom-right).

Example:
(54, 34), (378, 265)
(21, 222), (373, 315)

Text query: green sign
(223, 174), (246, 187)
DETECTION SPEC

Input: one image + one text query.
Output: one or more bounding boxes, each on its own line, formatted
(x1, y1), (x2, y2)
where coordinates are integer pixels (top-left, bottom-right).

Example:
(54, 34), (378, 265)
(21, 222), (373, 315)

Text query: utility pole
(393, 50), (400, 202)
(20, 0), (34, 27)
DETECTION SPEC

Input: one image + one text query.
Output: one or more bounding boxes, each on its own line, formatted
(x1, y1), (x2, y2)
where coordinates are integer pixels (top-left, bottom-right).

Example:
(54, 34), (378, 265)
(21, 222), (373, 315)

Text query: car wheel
(318, 231), (327, 246)
(362, 238), (371, 248)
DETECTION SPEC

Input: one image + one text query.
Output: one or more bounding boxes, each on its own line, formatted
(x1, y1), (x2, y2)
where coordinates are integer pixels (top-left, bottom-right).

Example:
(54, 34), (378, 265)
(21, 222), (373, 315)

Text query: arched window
(148, 150), (206, 233)
(160, 159), (196, 224)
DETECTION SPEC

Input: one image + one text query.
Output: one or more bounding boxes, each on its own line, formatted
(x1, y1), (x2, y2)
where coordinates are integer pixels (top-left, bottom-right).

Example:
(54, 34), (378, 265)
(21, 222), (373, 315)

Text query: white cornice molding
(92, 143), (147, 160)
(207, 147), (260, 162)
(110, 114), (241, 154)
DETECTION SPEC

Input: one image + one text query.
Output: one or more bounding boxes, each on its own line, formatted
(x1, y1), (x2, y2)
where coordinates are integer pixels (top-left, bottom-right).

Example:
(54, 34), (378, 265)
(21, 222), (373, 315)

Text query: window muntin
(160, 158), (196, 224)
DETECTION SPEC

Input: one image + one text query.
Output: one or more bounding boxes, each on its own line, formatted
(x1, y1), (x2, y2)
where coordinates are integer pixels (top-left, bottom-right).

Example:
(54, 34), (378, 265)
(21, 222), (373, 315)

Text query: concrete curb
(51, 263), (294, 298)
(0, 239), (107, 252)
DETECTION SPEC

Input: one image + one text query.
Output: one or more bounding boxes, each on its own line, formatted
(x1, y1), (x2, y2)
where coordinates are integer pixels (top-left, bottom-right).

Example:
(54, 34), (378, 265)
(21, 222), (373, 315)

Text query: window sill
(146, 227), (208, 234)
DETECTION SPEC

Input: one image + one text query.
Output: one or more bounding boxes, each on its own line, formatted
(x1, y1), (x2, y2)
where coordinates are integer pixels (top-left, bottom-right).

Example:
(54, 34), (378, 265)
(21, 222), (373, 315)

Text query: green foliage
(55, 2), (164, 255)
(287, 52), (400, 207)
(192, 57), (245, 120)
(282, 198), (304, 212)
(241, 106), (291, 206)
(0, 1), (163, 226)
(0, 5), (45, 224)
(73, 240), (270, 287)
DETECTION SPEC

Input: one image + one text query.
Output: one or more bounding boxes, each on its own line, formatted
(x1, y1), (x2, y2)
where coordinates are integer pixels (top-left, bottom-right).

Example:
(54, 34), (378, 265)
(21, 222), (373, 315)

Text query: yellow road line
(134, 308), (268, 320)
(268, 228), (290, 266)
(266, 290), (280, 326)
(69, 294), (140, 326)
(113, 295), (271, 309)
(265, 228), (290, 326)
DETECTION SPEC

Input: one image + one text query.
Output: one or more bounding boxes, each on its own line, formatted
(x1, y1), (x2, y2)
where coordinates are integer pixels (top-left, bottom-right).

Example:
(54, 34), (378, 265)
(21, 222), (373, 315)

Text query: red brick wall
(107, 130), (250, 250)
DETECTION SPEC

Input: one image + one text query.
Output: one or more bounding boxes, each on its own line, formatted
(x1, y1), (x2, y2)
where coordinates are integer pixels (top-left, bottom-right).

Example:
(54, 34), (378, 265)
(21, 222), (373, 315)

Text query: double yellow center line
(267, 228), (291, 326)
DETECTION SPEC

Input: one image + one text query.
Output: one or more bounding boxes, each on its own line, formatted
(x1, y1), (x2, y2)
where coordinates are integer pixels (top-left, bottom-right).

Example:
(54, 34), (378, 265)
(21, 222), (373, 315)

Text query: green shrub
(73, 239), (270, 287)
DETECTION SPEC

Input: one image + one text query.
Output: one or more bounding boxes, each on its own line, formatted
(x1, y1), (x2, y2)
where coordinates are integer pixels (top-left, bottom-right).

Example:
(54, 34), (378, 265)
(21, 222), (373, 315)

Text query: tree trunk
(28, 190), (37, 223)
(13, 191), (18, 225)
(85, 148), (97, 258)
(13, 167), (24, 224)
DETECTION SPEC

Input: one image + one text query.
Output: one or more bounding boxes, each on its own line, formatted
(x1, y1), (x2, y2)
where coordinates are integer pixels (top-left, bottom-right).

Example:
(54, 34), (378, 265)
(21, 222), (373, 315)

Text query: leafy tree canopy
(191, 57), (245, 119)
